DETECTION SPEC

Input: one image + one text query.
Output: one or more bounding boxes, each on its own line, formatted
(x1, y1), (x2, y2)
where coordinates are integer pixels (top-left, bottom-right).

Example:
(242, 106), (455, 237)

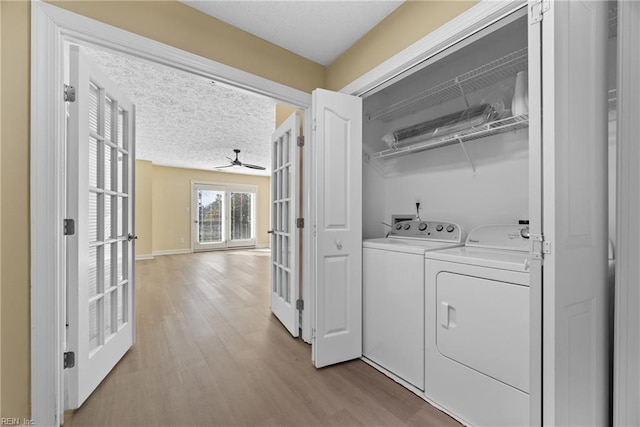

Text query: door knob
(335, 240), (343, 250)
(127, 233), (138, 241)
(267, 230), (274, 234)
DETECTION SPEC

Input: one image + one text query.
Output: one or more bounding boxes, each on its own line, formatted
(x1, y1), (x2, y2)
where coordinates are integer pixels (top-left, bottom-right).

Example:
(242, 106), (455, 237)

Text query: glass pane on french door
(196, 188), (224, 245)
(230, 192), (254, 241)
(86, 85), (131, 353)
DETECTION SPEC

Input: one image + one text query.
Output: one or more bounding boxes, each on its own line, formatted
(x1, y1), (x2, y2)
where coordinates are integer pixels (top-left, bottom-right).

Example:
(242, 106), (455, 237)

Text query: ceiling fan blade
(242, 163), (266, 170)
(214, 164), (234, 169)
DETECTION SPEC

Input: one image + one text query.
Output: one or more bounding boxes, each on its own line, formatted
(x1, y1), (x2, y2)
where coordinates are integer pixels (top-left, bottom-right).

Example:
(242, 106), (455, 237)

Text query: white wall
(364, 128), (528, 239)
(362, 156), (386, 239)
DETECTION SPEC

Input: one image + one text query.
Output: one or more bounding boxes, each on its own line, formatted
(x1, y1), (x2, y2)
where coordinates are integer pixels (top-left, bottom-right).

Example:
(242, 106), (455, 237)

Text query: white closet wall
(382, 129), (528, 234)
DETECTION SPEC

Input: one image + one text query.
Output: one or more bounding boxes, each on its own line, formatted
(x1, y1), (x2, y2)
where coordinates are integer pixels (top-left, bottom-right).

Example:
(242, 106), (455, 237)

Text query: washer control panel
(388, 220), (463, 242)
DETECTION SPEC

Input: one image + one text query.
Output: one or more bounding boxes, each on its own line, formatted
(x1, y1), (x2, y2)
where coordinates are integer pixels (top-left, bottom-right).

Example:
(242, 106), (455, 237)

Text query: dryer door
(436, 272), (529, 392)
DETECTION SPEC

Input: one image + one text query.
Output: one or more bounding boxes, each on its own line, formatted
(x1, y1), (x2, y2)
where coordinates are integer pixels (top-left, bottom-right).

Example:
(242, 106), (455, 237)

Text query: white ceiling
(82, 1), (404, 176)
(180, 0), (404, 66)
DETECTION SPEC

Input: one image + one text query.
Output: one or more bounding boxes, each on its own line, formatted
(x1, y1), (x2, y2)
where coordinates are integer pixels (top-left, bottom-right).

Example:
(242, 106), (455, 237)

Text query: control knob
(418, 222), (427, 231)
(519, 220), (530, 239)
(403, 223), (411, 230)
(394, 223), (402, 230)
(446, 225), (455, 233)
(436, 225), (443, 232)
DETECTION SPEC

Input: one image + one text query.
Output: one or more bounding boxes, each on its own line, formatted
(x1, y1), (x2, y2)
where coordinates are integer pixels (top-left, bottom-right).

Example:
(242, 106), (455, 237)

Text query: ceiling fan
(215, 149), (266, 171)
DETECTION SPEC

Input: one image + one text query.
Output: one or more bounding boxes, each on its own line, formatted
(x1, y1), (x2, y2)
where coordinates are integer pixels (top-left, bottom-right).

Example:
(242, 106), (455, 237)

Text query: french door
(270, 112), (300, 337)
(66, 45), (136, 408)
(192, 182), (256, 251)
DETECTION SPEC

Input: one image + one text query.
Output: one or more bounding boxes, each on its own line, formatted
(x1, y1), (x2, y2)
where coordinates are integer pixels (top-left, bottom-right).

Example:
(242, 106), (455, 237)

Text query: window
(192, 182), (257, 251)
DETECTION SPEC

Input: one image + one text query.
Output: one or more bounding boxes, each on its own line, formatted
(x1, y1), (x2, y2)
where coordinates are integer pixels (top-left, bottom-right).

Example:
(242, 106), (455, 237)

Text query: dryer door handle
(440, 301), (450, 329)
(440, 301), (456, 329)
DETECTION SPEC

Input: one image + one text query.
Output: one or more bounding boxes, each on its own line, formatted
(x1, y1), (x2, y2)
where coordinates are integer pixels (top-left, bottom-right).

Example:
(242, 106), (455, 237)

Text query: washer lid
(363, 238), (462, 254)
(425, 246), (531, 273)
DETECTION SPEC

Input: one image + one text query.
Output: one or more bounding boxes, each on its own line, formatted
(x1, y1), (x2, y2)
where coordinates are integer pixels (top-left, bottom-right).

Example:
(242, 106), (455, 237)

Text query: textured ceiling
(180, 0), (404, 66)
(83, 47), (276, 176)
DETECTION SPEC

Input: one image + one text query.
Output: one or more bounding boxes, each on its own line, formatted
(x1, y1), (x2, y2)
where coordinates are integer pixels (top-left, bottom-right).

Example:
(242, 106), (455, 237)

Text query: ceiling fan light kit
(215, 148), (266, 171)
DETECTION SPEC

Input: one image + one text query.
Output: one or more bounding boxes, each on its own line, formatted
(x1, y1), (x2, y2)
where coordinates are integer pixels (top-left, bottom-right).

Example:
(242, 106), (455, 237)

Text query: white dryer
(363, 220), (463, 391)
(424, 224), (530, 426)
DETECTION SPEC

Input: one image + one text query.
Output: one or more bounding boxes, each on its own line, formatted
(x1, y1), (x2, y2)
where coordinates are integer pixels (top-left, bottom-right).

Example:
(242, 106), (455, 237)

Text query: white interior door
(537, 2), (610, 425)
(312, 88), (362, 368)
(66, 45), (136, 409)
(270, 112), (300, 336)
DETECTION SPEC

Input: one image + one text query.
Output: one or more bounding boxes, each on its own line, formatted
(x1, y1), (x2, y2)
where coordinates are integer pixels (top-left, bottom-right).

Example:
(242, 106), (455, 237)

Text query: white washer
(363, 220), (464, 391)
(424, 224), (530, 426)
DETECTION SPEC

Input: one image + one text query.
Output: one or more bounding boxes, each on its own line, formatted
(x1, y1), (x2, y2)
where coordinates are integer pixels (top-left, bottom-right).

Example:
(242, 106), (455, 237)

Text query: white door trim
(614, 1), (640, 425)
(31, 2), (311, 425)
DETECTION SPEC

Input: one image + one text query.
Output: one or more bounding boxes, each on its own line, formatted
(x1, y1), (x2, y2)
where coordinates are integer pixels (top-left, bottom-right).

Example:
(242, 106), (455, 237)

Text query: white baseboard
(256, 243), (271, 249)
(152, 248), (193, 257)
(135, 254), (154, 261)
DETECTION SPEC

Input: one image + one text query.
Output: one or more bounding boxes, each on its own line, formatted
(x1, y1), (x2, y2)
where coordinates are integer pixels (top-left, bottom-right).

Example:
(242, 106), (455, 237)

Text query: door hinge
(296, 299), (304, 310)
(63, 218), (75, 236)
(530, 0), (550, 24)
(531, 233), (551, 260)
(64, 84), (76, 102)
(297, 136), (305, 147)
(64, 351), (75, 369)
(296, 218), (304, 229)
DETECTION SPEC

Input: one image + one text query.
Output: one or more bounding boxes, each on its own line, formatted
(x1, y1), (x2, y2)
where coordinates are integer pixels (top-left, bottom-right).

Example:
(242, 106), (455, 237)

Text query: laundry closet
(355, 2), (616, 425)
(362, 12), (529, 236)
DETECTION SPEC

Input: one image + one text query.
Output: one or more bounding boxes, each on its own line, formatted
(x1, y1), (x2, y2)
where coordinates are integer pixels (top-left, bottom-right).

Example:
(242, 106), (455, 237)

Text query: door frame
(31, 2), (311, 424)
(613, 1), (640, 424)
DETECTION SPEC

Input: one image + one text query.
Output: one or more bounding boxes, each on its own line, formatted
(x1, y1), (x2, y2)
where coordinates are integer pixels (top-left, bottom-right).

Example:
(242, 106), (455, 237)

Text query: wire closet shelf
(373, 114), (529, 160)
(367, 47), (529, 123)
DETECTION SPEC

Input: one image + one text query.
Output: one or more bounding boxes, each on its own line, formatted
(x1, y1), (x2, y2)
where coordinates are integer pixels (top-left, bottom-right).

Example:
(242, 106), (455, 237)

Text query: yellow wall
(275, 104), (299, 129)
(1, 1), (30, 418)
(151, 165), (271, 252)
(0, 0), (3, 416)
(326, 0), (478, 91)
(2, 0), (478, 418)
(135, 160), (153, 257)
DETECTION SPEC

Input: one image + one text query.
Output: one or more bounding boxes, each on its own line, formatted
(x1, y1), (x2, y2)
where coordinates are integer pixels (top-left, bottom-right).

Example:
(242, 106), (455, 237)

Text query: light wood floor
(65, 249), (460, 427)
